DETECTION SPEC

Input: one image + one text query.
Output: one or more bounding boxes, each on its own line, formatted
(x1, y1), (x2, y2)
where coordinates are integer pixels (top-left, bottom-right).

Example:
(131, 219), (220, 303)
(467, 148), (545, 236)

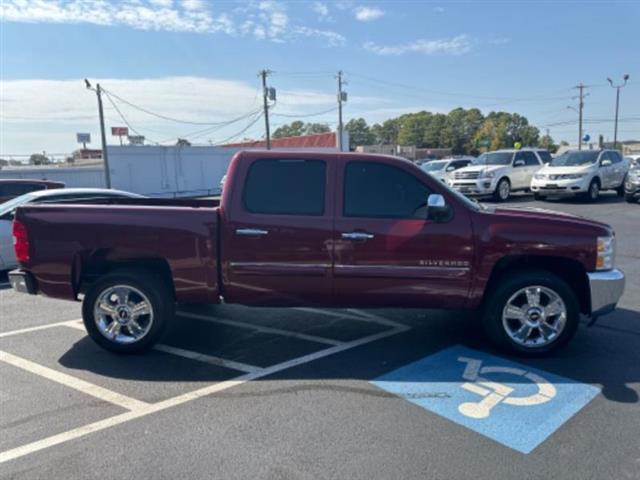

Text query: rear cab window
(243, 158), (326, 215)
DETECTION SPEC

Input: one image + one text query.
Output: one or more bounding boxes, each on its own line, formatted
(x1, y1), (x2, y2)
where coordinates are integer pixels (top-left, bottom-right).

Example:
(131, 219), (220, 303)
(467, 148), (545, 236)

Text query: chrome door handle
(341, 232), (374, 241)
(235, 228), (269, 237)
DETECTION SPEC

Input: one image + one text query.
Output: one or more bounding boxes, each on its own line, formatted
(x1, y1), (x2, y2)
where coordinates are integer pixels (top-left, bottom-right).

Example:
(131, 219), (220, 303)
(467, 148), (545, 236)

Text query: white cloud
(434, 6), (445, 13)
(0, 77), (384, 154)
(0, 0), (345, 46)
(312, 2), (330, 20)
(363, 35), (472, 56)
(0, 0), (232, 34)
(293, 26), (345, 47)
(354, 6), (384, 22)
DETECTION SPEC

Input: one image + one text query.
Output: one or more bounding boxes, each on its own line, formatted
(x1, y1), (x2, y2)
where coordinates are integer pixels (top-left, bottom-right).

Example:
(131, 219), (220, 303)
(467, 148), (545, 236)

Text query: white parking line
(295, 307), (408, 330)
(0, 320), (84, 339)
(61, 321), (265, 373)
(153, 344), (264, 374)
(177, 311), (344, 346)
(0, 324), (407, 464)
(0, 350), (149, 411)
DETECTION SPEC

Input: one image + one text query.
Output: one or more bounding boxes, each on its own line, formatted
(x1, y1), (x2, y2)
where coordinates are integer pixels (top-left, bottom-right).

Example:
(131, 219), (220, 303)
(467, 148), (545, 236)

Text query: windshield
(477, 152), (513, 165)
(550, 151), (599, 167)
(0, 192), (37, 217)
(421, 161), (447, 172)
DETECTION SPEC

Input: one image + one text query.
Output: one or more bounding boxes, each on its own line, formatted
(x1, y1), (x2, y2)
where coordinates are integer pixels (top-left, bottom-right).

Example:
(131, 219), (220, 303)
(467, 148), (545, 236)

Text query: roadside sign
(111, 127), (128, 136)
(128, 135), (145, 145)
(371, 345), (599, 454)
(76, 133), (91, 144)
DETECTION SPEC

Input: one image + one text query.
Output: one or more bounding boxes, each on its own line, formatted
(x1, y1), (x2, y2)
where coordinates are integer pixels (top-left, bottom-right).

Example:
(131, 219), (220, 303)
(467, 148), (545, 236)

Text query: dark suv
(0, 179), (65, 203)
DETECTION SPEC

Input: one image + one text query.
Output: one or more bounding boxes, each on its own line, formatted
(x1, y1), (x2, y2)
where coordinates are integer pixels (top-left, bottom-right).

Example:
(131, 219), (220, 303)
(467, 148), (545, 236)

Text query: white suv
(531, 149), (629, 202)
(448, 149), (549, 201)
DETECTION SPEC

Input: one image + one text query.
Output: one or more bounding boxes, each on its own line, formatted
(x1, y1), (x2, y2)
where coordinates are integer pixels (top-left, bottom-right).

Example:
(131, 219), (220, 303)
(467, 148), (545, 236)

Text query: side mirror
(600, 159), (612, 167)
(514, 159), (525, 167)
(427, 194), (451, 222)
(446, 166), (455, 172)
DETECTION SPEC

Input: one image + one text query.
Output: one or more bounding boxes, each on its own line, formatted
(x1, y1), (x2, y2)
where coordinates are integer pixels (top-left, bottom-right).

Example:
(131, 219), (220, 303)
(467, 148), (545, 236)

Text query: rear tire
(82, 268), (174, 353)
(616, 180), (625, 197)
(493, 178), (511, 202)
(481, 269), (579, 356)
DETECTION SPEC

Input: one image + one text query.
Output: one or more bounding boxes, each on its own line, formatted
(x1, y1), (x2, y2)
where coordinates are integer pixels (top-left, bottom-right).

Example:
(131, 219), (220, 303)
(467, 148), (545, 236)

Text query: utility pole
(575, 83), (585, 150)
(336, 70), (347, 152)
(607, 74), (629, 151)
(259, 69), (272, 150)
(85, 79), (112, 188)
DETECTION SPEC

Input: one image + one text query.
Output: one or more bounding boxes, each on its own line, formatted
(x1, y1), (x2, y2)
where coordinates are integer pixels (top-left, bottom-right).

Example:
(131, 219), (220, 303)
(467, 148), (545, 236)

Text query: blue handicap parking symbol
(371, 345), (600, 454)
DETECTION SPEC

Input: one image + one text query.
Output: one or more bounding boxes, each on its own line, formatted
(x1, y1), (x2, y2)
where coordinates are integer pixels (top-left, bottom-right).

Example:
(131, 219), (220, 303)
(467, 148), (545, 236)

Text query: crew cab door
(333, 159), (474, 308)
(511, 152), (528, 189)
(222, 156), (334, 306)
(521, 151), (543, 187)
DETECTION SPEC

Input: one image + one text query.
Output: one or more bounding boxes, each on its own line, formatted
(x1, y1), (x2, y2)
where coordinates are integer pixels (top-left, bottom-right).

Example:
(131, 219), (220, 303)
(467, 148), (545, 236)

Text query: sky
(0, 0), (639, 158)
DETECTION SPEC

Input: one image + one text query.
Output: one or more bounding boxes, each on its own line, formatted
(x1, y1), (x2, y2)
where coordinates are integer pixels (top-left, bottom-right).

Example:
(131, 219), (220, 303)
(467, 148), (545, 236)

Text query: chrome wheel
(502, 285), (567, 348)
(498, 179), (510, 200)
(93, 285), (154, 344)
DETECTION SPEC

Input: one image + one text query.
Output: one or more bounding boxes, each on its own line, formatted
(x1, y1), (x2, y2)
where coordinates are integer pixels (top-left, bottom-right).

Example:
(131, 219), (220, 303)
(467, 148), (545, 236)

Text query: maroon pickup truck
(9, 151), (625, 355)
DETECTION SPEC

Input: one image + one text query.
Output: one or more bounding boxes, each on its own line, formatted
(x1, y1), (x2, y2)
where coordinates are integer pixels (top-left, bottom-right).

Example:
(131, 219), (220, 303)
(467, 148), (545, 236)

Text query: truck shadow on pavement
(54, 306), (640, 405)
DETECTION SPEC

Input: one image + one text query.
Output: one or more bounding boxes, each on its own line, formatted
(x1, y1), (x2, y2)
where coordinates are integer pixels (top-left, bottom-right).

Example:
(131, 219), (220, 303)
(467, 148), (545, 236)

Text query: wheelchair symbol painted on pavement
(456, 356), (557, 419)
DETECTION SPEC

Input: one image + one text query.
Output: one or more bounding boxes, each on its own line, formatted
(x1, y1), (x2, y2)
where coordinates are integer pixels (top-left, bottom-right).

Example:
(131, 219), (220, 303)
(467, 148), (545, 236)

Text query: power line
(210, 111), (265, 146)
(272, 106), (337, 118)
(103, 91), (160, 145)
(101, 87), (262, 126)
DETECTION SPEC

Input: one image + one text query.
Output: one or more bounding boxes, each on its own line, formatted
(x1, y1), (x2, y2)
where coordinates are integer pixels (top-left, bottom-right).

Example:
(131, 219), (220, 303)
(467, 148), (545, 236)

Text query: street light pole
(85, 79), (112, 188)
(607, 74), (629, 151)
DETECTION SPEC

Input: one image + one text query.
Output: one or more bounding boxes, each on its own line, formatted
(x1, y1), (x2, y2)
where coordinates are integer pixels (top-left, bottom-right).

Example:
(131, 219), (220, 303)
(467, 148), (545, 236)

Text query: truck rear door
(222, 156), (334, 306)
(333, 159), (474, 308)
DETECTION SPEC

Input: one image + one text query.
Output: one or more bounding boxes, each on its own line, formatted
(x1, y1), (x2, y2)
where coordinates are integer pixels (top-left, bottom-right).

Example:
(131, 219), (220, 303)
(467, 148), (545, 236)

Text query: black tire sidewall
(82, 269), (174, 353)
(494, 178), (510, 202)
(481, 270), (580, 355)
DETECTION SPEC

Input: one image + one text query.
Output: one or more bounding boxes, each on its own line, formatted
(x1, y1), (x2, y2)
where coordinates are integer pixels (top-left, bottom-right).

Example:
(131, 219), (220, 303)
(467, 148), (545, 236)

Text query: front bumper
(625, 178), (640, 198)
(531, 177), (590, 196)
(587, 269), (625, 316)
(448, 178), (497, 196)
(8, 269), (38, 295)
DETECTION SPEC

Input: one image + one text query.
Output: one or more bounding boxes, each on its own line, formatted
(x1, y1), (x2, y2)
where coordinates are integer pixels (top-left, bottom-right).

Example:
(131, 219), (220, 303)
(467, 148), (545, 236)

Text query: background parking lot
(1, 193), (639, 480)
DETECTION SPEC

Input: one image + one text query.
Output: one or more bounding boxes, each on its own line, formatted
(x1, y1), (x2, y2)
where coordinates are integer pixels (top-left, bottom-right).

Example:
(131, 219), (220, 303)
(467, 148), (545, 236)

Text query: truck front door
(333, 160), (474, 308)
(222, 157), (334, 306)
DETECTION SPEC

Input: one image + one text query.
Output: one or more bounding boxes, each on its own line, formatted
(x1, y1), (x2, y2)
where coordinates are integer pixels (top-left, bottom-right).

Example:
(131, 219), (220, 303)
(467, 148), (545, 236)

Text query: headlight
(534, 174), (546, 180)
(596, 235), (615, 271)
(629, 171), (640, 181)
(560, 173), (584, 180)
(479, 171), (495, 179)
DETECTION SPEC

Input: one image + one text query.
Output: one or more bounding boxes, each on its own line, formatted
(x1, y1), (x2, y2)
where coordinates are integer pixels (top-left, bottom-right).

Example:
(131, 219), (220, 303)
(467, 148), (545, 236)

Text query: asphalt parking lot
(0, 192), (638, 480)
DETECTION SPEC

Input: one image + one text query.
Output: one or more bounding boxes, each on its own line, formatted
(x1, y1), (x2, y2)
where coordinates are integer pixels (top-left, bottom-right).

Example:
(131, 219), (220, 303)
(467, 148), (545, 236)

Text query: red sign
(111, 127), (129, 136)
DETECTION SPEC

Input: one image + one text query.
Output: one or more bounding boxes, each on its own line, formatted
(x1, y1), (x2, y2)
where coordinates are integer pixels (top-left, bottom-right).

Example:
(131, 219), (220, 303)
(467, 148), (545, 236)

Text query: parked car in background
(420, 157), (474, 183)
(9, 151), (625, 356)
(0, 188), (143, 271)
(625, 154), (640, 167)
(0, 179), (64, 203)
(624, 162), (640, 203)
(531, 150), (629, 202)
(448, 149), (548, 201)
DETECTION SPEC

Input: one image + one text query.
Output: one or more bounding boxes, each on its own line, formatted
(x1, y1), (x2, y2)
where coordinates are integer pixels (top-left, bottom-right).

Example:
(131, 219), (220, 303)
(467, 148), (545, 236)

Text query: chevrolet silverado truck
(9, 151), (625, 355)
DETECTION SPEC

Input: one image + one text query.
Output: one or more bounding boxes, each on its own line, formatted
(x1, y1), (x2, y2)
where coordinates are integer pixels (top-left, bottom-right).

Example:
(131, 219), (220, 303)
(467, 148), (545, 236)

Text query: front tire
(481, 269), (579, 355)
(493, 178), (511, 202)
(533, 192), (546, 201)
(582, 179), (600, 202)
(82, 269), (174, 353)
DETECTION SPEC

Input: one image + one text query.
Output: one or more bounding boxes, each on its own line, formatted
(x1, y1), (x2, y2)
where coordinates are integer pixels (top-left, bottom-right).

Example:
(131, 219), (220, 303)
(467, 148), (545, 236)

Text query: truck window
(243, 159), (326, 215)
(344, 162), (431, 219)
(537, 151), (553, 164)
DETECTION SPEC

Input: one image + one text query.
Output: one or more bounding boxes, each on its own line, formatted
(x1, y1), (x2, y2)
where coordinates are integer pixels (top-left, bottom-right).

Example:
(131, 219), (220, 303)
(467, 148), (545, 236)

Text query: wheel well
(590, 176), (601, 187)
(483, 255), (590, 314)
(77, 249), (175, 298)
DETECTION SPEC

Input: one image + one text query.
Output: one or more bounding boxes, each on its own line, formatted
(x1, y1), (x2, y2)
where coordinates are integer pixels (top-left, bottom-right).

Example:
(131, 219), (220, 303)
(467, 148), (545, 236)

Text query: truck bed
(14, 203), (221, 303)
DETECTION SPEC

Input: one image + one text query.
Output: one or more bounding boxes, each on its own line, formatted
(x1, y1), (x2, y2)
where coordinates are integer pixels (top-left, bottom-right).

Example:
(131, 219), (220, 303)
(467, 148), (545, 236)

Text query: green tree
(372, 118), (401, 144)
(273, 121), (331, 138)
(345, 118), (375, 146)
